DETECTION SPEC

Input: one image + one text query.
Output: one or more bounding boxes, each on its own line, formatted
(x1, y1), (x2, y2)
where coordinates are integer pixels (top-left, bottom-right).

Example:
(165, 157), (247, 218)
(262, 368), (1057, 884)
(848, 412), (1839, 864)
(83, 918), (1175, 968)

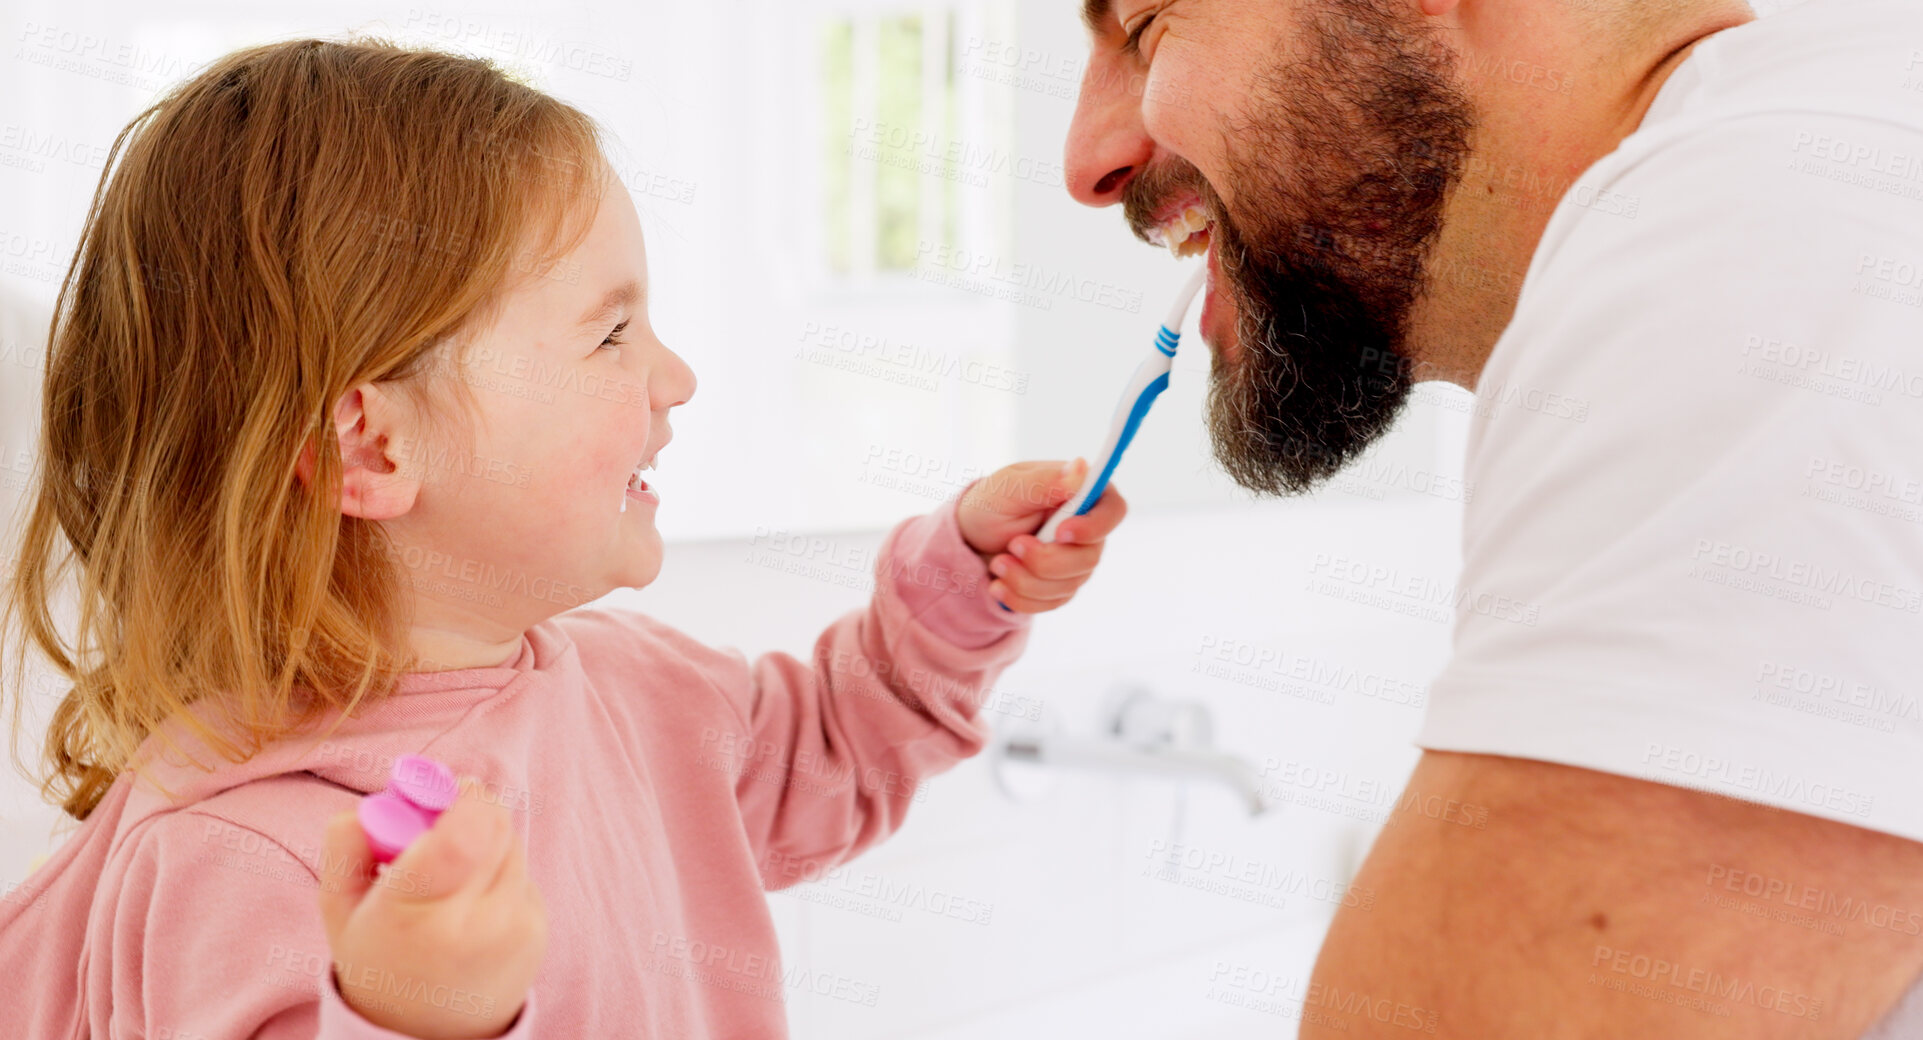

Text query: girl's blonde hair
(1, 36), (611, 821)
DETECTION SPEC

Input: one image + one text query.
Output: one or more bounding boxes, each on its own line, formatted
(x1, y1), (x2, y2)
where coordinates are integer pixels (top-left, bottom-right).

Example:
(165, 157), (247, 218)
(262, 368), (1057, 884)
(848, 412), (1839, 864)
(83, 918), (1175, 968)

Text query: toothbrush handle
(994, 266), (1203, 610)
(999, 359), (1161, 611)
(1038, 355), (1169, 538)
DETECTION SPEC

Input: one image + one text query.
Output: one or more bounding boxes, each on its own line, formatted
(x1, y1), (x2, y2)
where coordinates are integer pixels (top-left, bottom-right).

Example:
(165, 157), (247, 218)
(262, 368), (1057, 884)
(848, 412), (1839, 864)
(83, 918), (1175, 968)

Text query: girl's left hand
(956, 458), (1128, 614)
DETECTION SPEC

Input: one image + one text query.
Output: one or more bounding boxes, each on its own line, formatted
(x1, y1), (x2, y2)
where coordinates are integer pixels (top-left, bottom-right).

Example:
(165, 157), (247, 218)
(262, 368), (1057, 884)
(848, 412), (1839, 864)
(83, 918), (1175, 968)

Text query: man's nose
(1064, 59), (1156, 207)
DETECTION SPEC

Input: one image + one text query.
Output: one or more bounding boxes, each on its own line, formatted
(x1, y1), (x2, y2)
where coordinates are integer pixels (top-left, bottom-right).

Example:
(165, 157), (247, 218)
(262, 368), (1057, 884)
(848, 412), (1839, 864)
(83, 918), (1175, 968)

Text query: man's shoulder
(1552, 0), (1923, 240)
(1641, 0), (1923, 136)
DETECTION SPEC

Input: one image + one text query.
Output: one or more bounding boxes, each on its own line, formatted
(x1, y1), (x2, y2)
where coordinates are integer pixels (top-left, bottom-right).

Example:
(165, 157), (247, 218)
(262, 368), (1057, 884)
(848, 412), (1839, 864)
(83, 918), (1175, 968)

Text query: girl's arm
(719, 487), (1034, 889)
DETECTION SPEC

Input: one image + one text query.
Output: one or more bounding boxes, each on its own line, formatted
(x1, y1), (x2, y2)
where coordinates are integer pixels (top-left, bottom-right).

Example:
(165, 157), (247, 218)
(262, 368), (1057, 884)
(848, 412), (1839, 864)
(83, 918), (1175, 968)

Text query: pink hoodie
(0, 495), (1030, 1039)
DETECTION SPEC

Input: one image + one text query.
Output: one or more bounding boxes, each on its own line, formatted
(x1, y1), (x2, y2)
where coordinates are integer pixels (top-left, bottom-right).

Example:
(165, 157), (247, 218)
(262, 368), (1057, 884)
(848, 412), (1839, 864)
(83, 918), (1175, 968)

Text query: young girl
(0, 37), (1127, 1039)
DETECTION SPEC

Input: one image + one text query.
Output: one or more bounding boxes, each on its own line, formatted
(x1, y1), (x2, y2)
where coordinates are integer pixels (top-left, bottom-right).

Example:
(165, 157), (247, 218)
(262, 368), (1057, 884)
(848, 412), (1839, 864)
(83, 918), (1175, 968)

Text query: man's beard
(1125, 0), (1475, 496)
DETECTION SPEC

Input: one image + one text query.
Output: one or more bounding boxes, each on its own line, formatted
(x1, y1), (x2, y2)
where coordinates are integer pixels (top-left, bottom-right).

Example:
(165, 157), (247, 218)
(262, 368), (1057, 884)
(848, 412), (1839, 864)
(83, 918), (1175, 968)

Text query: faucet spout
(1001, 735), (1276, 816)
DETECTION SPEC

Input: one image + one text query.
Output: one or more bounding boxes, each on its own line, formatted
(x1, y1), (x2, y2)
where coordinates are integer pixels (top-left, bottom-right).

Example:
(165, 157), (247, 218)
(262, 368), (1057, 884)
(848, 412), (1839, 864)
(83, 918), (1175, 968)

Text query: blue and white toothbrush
(1036, 263), (1208, 544)
(992, 264), (1206, 612)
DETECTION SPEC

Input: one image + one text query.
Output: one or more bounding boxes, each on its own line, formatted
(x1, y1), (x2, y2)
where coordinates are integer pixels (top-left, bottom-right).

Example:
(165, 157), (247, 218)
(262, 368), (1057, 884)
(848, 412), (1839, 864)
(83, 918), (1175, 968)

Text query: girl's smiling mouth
(621, 445), (665, 512)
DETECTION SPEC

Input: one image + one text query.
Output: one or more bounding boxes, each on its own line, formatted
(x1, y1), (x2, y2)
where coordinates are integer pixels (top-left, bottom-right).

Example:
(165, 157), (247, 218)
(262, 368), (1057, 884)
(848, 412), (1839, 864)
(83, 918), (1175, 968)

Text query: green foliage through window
(820, 9), (961, 277)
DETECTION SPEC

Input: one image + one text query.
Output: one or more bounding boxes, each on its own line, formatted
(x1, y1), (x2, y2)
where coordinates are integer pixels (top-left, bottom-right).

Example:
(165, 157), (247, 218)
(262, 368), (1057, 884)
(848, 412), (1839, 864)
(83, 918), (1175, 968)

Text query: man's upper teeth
(1158, 204), (1212, 259)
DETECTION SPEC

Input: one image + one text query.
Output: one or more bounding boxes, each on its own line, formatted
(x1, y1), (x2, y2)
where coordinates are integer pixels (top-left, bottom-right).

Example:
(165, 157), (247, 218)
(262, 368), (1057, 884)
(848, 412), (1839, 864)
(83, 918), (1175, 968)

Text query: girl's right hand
(318, 776), (547, 1039)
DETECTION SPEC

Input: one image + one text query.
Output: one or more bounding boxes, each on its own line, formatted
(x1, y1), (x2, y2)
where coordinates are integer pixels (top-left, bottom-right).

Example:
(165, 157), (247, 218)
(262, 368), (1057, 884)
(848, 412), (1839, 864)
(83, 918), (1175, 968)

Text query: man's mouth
(1146, 199), (1215, 260)
(1138, 192), (1237, 356)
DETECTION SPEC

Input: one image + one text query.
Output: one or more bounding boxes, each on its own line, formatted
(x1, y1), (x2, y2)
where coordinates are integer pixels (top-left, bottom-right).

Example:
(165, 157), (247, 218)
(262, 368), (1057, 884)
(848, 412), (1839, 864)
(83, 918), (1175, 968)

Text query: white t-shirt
(1414, 0), (1923, 1032)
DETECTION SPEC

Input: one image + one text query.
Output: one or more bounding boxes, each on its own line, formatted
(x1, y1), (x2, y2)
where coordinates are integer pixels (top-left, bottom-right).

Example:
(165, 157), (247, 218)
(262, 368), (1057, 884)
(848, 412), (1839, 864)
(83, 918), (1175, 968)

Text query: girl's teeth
(624, 452), (661, 512)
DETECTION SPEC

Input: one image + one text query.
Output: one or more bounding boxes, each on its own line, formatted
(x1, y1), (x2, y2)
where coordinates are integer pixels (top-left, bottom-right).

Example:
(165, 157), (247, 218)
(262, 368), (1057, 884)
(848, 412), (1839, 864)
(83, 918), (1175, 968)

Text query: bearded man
(1065, 0), (1923, 1035)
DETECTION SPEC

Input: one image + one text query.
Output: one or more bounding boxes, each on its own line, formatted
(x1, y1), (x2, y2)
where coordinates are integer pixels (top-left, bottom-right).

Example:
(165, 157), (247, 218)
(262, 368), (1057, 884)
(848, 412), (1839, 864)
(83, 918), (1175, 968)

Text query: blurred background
(0, 0), (1795, 1036)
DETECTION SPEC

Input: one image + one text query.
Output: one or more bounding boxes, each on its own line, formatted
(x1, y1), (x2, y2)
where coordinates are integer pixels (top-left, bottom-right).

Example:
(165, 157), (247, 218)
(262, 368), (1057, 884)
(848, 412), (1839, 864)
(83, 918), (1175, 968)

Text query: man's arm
(1303, 750), (1923, 1038)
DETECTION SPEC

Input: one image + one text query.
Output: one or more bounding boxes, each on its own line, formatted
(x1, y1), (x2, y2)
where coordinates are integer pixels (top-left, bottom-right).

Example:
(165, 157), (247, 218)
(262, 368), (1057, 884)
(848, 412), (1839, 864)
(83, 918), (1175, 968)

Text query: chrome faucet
(993, 686), (1276, 816)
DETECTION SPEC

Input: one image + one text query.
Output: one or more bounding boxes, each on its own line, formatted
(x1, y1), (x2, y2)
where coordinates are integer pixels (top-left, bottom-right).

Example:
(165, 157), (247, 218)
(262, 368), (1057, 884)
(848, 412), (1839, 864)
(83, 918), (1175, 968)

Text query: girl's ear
(292, 385), (423, 520)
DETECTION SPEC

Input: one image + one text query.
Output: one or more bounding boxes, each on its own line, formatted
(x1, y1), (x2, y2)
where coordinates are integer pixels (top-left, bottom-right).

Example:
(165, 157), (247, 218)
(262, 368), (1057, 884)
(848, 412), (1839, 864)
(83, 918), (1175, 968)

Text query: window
(818, 9), (963, 278)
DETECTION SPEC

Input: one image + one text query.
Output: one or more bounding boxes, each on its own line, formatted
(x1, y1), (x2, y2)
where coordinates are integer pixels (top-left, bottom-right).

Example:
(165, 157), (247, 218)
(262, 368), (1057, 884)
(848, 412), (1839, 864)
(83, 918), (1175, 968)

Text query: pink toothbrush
(358, 754), (459, 864)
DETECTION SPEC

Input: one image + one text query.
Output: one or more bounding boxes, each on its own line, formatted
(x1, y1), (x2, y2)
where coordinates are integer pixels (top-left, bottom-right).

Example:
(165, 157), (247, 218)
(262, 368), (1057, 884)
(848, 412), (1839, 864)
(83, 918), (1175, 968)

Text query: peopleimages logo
(1689, 539), (1923, 614)
(848, 118), (1065, 188)
(1641, 742), (1875, 818)
(1804, 457), (1923, 505)
(1791, 132), (1923, 182)
(1590, 945), (1822, 1020)
(914, 240), (1144, 314)
(1706, 864), (1923, 936)
(1859, 253), (1923, 290)
(1739, 333), (1923, 401)
(957, 37), (1082, 81)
